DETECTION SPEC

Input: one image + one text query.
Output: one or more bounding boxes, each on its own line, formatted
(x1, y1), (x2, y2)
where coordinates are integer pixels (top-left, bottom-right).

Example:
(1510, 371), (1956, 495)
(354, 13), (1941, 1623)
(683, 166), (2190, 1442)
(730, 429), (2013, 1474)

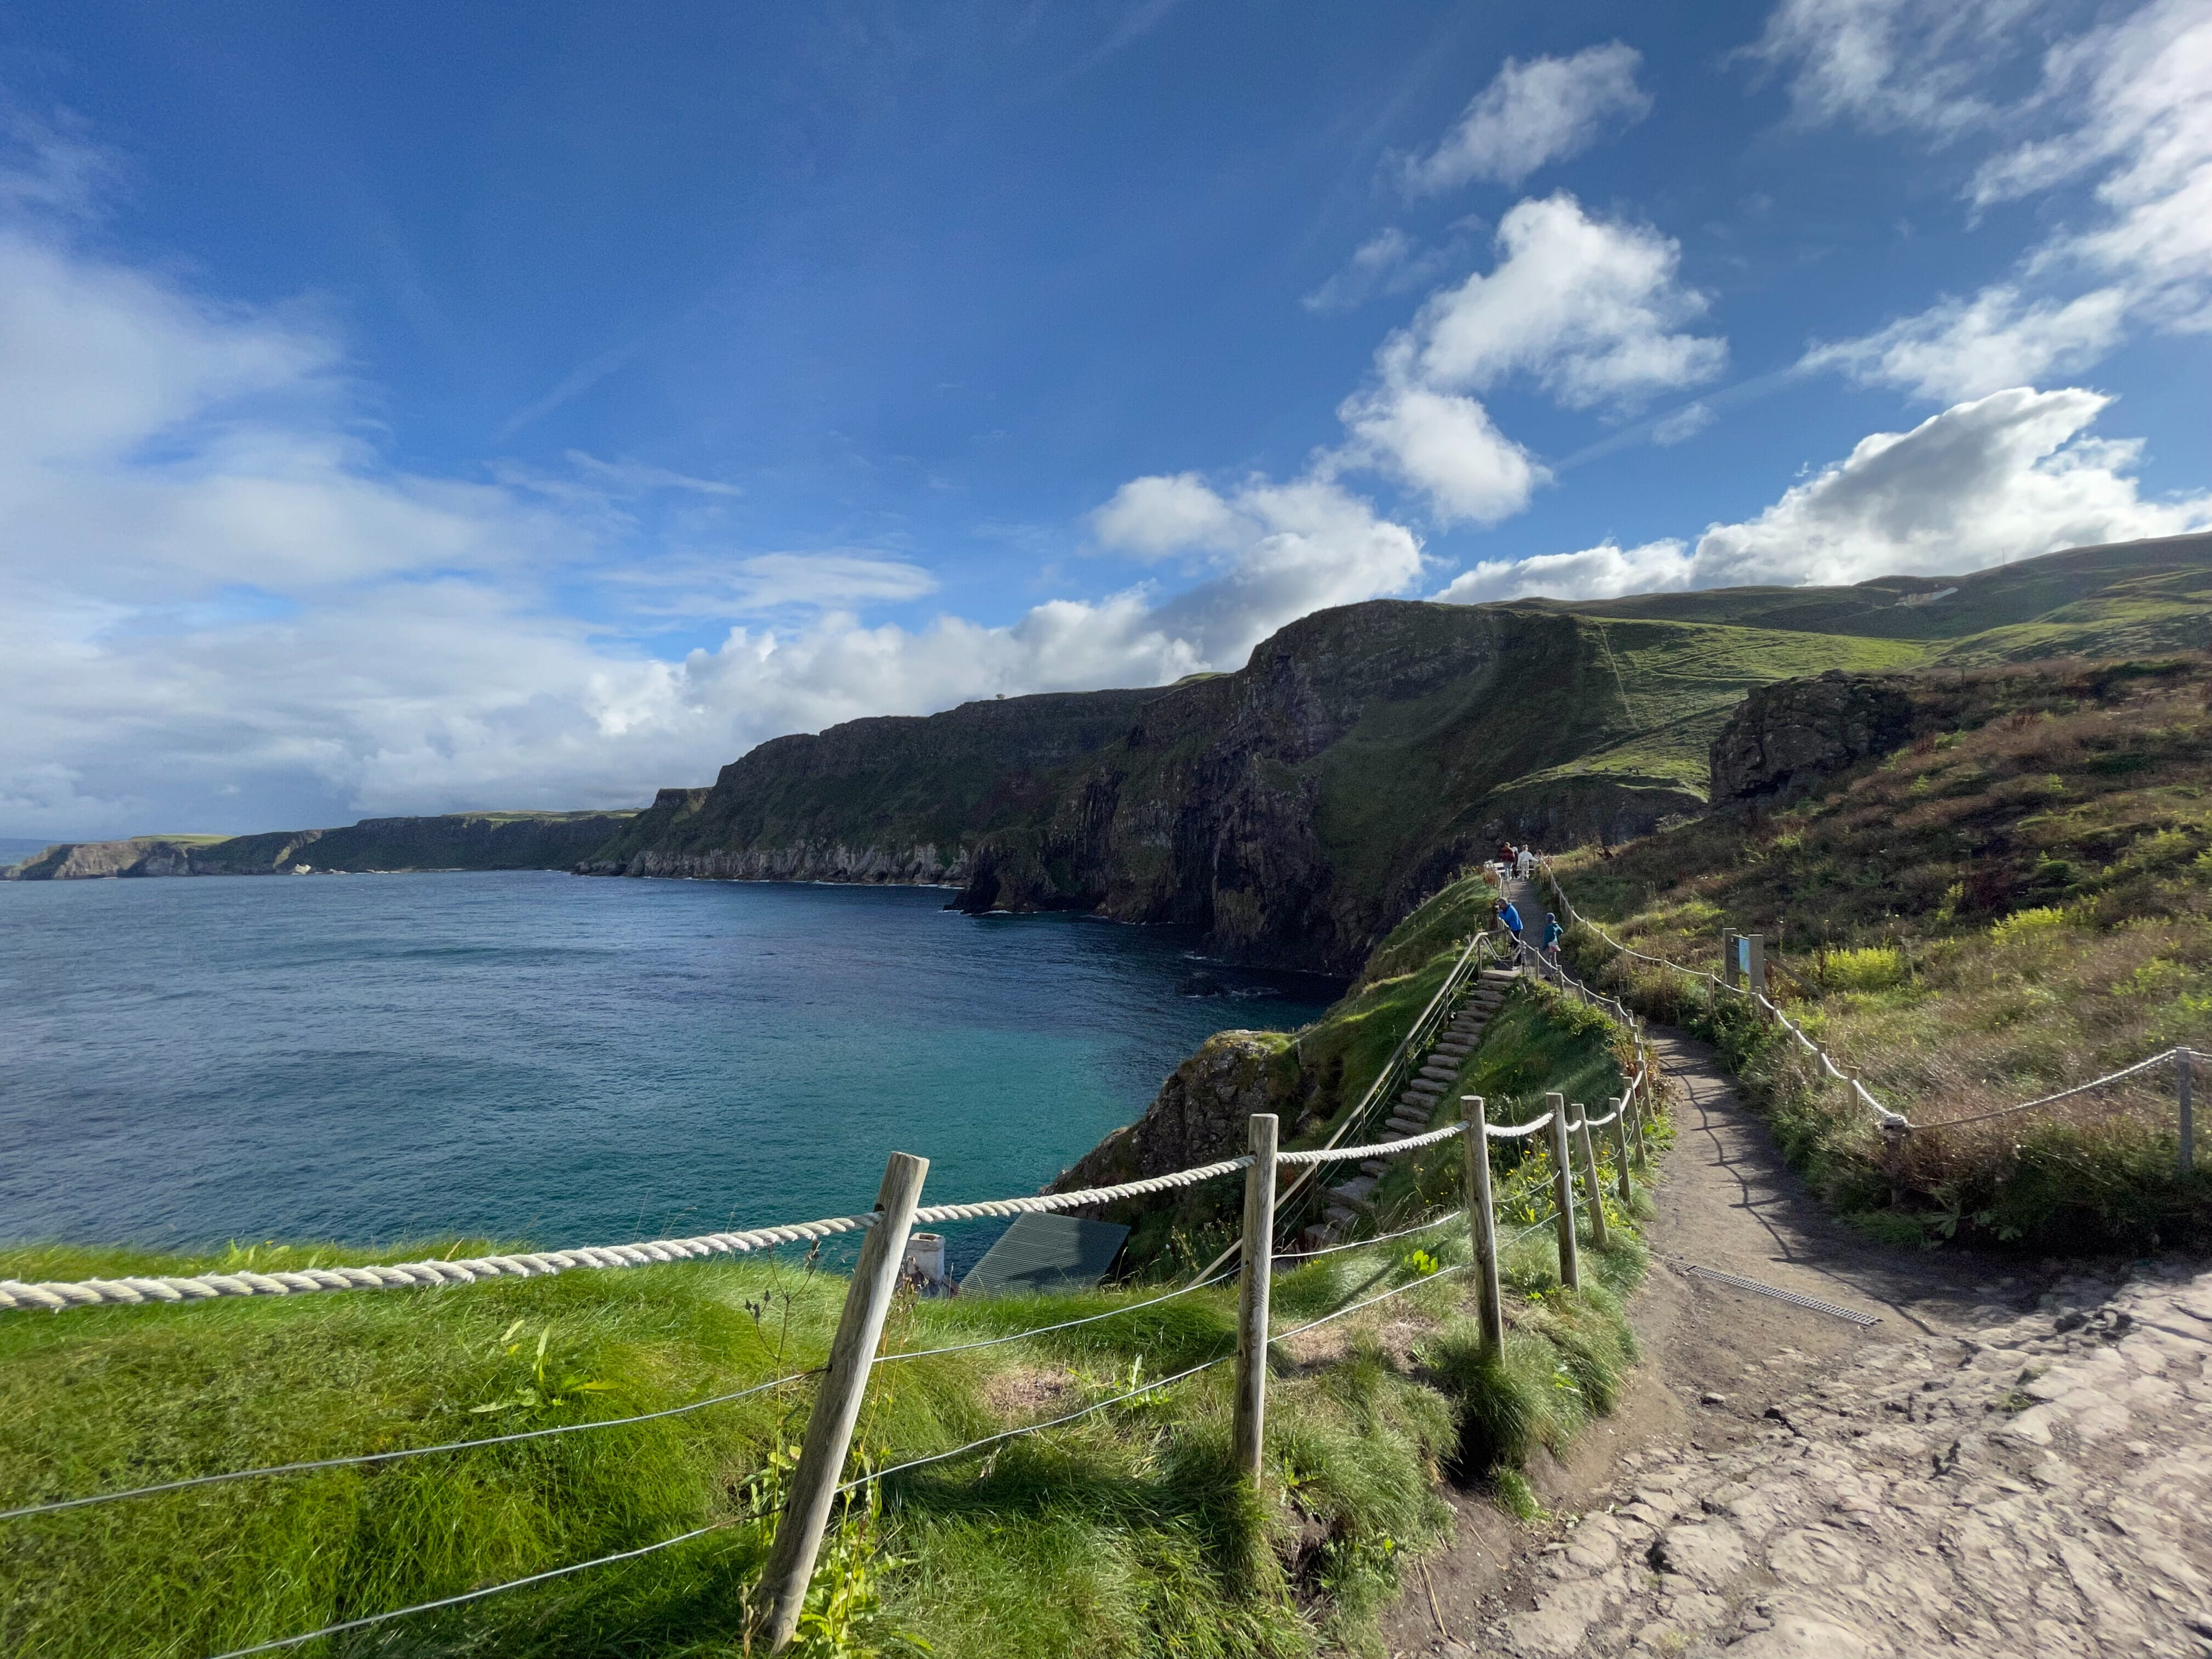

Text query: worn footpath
(1382, 1022), (2212, 1658)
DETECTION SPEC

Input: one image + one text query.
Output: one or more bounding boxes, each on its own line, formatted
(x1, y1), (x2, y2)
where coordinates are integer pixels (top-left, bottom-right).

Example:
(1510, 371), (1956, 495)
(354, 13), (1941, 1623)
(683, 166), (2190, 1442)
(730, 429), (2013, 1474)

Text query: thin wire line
(838, 1353), (1232, 1492)
(875, 1270), (1239, 1364)
(1270, 1262), (1473, 1343)
(1272, 1210), (1466, 1263)
(0, 1369), (817, 1524)
(199, 1504), (773, 1659)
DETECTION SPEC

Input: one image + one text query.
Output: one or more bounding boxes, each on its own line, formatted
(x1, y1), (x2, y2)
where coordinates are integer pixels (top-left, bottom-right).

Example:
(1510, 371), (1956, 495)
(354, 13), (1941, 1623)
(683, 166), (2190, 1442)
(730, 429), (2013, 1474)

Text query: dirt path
(1378, 1024), (2212, 1657)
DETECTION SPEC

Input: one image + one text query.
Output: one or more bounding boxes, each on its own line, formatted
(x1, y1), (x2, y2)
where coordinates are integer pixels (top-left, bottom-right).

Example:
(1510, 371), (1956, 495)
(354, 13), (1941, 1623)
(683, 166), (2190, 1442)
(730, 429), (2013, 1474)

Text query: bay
(0, 872), (1335, 1275)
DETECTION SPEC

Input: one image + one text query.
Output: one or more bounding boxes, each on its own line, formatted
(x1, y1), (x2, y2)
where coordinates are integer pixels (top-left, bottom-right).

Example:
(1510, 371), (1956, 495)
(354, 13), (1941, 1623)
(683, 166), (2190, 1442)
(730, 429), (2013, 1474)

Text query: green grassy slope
(596, 535), (2212, 973)
(1519, 531), (2212, 649)
(1553, 654), (2212, 1250)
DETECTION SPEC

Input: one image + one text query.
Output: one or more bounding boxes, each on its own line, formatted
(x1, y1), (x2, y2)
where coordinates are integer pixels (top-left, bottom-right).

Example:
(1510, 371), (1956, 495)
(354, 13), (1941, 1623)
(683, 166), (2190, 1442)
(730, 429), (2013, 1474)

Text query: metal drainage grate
(1673, 1259), (1881, 1326)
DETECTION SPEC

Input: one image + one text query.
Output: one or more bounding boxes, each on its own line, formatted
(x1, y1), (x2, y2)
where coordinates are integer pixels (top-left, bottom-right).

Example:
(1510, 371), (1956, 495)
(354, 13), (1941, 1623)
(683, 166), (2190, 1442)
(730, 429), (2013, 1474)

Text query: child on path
(1542, 911), (1562, 967)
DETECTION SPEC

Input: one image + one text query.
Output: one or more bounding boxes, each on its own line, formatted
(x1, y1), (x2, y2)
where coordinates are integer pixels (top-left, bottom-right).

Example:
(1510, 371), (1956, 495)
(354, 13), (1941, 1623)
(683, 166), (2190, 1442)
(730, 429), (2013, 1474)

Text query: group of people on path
(1491, 840), (1562, 968)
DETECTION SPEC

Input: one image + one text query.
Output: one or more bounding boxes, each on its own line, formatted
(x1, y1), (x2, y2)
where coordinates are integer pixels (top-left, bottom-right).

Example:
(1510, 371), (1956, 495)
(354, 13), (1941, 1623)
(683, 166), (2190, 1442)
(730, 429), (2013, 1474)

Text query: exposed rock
(1709, 672), (1915, 804)
(1048, 1031), (1305, 1215)
(590, 601), (1713, 970)
(1466, 1261), (2212, 1659)
(5, 811), (639, 881)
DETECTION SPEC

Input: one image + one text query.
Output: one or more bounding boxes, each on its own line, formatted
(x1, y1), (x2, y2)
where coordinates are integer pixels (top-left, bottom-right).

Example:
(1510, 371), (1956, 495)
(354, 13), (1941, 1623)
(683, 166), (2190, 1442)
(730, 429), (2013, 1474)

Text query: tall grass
(2, 986), (1661, 1657)
(1553, 656), (2212, 1252)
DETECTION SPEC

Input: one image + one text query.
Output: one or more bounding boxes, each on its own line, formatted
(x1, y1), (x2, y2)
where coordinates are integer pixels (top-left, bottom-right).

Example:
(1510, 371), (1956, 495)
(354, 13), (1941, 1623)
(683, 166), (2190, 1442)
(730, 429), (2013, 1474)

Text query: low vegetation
(1, 945), (1659, 1658)
(1554, 656), (2212, 1252)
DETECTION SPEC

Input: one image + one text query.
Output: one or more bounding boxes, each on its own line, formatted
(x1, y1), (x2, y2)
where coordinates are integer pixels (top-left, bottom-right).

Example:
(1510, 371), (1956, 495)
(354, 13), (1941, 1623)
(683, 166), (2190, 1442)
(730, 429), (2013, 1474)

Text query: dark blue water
(0, 873), (1334, 1272)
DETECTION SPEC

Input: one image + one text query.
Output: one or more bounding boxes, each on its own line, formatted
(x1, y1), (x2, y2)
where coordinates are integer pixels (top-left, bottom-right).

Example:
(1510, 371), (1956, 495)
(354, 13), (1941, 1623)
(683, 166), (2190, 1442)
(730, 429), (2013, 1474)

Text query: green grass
(1552, 654), (2212, 1252)
(1, 983), (1663, 1659)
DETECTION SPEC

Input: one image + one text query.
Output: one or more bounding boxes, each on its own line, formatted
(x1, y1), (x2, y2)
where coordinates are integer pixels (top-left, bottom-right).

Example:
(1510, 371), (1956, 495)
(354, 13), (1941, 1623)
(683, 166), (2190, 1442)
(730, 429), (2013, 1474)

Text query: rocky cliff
(6, 811), (636, 880)
(585, 601), (1764, 970)
(1709, 672), (1916, 803)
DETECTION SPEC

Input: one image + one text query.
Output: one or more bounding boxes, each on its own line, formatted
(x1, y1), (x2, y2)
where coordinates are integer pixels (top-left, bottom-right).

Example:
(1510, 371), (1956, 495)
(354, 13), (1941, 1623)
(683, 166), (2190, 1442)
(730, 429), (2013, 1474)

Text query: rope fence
(3, 918), (1665, 1657)
(1528, 853), (2205, 1155)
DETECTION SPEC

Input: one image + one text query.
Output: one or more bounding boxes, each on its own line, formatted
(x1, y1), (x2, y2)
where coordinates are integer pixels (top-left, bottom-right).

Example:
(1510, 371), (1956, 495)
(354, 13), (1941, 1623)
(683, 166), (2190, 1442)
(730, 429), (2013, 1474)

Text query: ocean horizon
(1, 871), (1336, 1277)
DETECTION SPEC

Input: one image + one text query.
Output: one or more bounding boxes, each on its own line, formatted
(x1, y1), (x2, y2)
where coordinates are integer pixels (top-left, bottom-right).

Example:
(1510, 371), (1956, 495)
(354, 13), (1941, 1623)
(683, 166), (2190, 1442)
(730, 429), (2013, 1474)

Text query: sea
(0, 872), (1336, 1276)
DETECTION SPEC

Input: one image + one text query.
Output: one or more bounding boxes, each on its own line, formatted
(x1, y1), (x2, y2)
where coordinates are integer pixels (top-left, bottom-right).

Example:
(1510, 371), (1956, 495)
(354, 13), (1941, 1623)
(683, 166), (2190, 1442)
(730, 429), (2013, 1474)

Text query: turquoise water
(0, 873), (1335, 1274)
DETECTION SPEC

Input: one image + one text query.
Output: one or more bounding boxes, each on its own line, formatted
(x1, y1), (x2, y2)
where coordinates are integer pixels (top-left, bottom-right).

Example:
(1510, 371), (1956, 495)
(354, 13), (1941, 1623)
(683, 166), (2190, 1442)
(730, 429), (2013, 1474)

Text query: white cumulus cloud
(1402, 43), (1652, 193)
(0, 120), (1430, 840)
(1776, 0), (2212, 396)
(1434, 386), (2212, 601)
(1386, 194), (1726, 413)
(1432, 539), (1694, 605)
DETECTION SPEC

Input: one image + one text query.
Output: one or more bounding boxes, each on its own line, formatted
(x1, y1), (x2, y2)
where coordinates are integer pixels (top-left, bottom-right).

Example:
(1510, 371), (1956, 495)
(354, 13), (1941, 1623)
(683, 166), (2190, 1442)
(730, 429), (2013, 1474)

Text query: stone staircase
(1308, 963), (1522, 1245)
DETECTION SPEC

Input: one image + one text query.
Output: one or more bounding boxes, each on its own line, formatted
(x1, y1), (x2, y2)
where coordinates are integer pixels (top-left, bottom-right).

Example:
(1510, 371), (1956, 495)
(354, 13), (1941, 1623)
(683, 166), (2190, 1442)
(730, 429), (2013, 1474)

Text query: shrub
(1817, 945), (1904, 991)
(1990, 906), (2068, 944)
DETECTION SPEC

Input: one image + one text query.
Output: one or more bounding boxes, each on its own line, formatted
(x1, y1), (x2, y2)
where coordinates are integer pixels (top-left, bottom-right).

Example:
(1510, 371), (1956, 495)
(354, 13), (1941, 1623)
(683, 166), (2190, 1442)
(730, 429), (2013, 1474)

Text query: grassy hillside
(590, 535), (2212, 974)
(6, 811), (637, 881)
(1552, 654), (2212, 1250)
(1527, 530), (2212, 660)
(1, 870), (1663, 1659)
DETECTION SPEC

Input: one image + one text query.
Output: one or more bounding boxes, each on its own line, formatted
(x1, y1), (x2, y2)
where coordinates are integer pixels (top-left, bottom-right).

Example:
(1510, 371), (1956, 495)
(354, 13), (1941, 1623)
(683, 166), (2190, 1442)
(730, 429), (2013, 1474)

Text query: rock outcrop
(1709, 672), (1915, 804)
(1051, 1031), (1300, 1196)
(589, 601), (1720, 971)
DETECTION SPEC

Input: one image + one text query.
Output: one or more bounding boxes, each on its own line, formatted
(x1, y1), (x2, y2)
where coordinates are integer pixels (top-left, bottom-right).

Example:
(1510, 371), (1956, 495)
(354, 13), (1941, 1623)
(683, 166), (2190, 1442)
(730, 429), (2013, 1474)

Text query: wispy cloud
(1398, 43), (1651, 193)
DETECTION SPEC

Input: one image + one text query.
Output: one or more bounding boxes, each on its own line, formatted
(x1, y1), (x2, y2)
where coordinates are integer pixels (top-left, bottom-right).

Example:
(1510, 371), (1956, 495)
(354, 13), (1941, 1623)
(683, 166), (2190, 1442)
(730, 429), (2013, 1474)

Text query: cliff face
(588, 601), (1737, 970)
(5, 812), (636, 881)
(1709, 673), (1916, 803)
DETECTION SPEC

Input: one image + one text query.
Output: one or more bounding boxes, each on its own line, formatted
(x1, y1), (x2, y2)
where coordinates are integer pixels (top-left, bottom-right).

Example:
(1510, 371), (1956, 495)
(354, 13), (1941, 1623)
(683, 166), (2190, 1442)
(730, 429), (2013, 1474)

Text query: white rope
(1926, 1046), (2197, 1128)
(2, 1157), (1260, 1317)
(1483, 1113), (1553, 1140)
(0, 1212), (889, 1314)
(1276, 1121), (1465, 1165)
(1530, 854), (1913, 1132)
(912, 1156), (1251, 1226)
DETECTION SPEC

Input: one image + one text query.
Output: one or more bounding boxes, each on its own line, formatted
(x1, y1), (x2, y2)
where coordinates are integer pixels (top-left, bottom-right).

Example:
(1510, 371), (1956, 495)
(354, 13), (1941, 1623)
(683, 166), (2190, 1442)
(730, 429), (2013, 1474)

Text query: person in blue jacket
(1542, 911), (1563, 967)
(1494, 896), (1523, 943)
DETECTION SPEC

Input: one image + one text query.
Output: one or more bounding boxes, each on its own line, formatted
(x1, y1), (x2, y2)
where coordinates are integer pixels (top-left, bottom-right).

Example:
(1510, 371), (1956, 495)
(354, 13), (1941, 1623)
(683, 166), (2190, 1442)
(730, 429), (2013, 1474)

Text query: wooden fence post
(1232, 1114), (1279, 1482)
(764, 1151), (929, 1654)
(1545, 1092), (1580, 1291)
(1463, 1099), (1504, 1357)
(1609, 1100), (1633, 1209)
(2181, 1052), (2196, 1178)
(1628, 1071), (1649, 1168)
(1572, 1108), (1609, 1250)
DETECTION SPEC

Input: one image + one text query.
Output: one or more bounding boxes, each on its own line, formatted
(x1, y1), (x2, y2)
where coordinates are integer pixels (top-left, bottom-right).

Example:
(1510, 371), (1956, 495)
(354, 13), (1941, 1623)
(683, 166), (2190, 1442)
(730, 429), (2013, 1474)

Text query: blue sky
(2, 0), (2208, 837)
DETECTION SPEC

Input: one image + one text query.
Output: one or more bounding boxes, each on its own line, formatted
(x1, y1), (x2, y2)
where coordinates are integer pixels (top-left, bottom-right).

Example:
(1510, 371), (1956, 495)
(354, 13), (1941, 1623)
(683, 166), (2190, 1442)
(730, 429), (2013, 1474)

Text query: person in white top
(1515, 845), (1534, 879)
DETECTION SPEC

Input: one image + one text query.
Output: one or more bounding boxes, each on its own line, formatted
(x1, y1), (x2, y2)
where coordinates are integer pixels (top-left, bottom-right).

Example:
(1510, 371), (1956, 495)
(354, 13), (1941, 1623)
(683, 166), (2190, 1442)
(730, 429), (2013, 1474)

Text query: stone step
(1360, 1158), (1388, 1176)
(1325, 1205), (1358, 1227)
(1399, 1091), (1433, 1109)
(1418, 1067), (1458, 1084)
(1406, 1079), (1443, 1096)
(1389, 1108), (1431, 1127)
(1330, 1176), (1376, 1201)
(1434, 1041), (1471, 1056)
(1386, 1120), (1428, 1138)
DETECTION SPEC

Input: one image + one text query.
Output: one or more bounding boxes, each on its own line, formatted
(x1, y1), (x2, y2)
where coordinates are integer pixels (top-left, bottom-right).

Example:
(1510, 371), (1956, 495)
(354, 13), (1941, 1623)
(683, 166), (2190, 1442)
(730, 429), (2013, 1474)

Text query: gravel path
(1382, 1021), (2212, 1657)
